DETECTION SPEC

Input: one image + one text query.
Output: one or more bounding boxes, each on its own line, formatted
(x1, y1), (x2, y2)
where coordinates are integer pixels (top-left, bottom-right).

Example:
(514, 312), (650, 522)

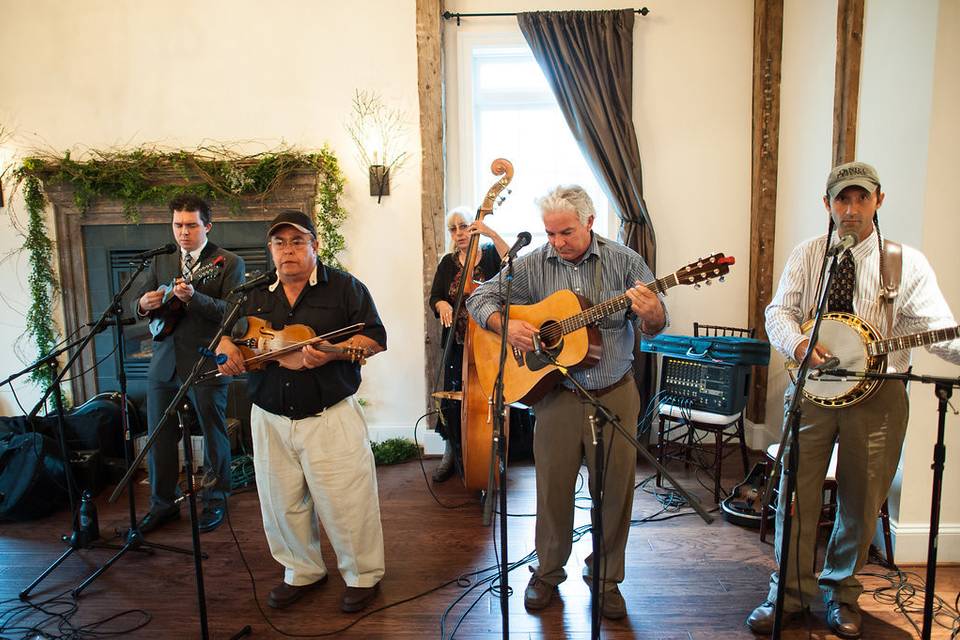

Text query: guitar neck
(561, 274), (678, 334)
(869, 326), (960, 357)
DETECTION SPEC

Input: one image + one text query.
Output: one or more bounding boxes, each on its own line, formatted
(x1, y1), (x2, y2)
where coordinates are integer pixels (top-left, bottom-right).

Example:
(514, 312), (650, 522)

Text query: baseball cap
(267, 211), (317, 238)
(826, 161), (880, 200)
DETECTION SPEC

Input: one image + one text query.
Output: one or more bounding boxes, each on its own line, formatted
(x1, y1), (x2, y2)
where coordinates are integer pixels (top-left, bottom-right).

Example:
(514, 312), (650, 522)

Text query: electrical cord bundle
(0, 589), (150, 639)
(861, 568), (960, 638)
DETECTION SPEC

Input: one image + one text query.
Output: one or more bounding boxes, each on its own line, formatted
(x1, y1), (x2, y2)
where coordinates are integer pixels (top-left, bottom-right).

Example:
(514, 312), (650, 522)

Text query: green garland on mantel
(11, 146), (348, 391)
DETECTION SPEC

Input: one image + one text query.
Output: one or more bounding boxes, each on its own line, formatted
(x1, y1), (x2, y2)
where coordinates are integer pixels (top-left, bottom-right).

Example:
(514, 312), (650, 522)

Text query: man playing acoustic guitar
(134, 194), (245, 535)
(466, 184), (667, 620)
(749, 162), (960, 638)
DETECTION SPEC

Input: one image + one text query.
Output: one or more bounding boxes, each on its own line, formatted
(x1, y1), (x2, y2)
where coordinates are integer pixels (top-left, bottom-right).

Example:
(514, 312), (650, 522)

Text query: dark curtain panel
(518, 9), (658, 424)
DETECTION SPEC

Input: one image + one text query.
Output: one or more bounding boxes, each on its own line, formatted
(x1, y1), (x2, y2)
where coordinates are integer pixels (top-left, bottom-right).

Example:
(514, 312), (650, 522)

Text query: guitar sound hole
(539, 320), (562, 350)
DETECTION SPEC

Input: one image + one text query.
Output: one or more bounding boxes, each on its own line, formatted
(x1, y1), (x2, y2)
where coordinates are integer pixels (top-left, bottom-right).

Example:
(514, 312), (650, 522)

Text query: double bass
(458, 159), (514, 492)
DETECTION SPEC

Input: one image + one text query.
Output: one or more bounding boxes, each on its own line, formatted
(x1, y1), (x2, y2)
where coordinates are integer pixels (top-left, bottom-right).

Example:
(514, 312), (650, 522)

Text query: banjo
(791, 312), (959, 408)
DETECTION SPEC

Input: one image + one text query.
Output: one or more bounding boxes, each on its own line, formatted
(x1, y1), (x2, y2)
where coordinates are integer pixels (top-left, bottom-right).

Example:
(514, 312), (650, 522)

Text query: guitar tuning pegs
(719, 276), (725, 282)
(694, 283), (701, 290)
(705, 279), (712, 286)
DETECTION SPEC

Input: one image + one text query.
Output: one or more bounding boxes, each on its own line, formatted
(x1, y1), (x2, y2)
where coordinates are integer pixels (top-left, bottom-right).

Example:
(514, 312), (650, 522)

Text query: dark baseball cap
(267, 210), (317, 238)
(826, 161), (881, 200)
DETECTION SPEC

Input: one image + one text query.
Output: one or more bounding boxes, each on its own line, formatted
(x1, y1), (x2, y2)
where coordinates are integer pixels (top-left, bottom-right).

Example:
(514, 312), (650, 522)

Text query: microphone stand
(490, 253), (515, 638)
(107, 286), (253, 640)
(769, 250), (843, 638)
(13, 256), (156, 599)
(72, 297), (194, 599)
(544, 357), (715, 640)
(816, 367), (960, 640)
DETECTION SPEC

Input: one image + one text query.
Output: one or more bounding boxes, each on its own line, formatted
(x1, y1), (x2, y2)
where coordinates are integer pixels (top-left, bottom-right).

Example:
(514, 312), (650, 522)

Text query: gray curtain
(518, 9), (658, 421)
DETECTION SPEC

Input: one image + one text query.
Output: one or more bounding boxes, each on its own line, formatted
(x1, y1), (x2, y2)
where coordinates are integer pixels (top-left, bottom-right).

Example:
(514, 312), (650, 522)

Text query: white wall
(0, 0), (426, 438)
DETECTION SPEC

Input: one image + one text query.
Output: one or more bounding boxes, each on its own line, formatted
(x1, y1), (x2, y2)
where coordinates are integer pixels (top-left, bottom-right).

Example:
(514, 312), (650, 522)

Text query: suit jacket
(134, 242), (245, 386)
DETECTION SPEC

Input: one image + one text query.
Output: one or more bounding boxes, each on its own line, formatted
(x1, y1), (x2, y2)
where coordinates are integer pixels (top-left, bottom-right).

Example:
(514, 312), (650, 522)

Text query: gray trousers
(531, 378), (640, 591)
(146, 378), (232, 511)
(768, 380), (908, 610)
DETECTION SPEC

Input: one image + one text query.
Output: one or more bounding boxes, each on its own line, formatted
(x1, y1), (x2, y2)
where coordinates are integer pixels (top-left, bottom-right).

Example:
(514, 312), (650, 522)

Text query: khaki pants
(532, 379), (641, 590)
(251, 398), (385, 588)
(767, 381), (908, 610)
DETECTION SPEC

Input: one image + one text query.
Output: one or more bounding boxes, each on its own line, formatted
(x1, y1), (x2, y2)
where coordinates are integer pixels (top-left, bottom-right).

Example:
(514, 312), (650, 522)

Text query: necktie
(182, 253), (195, 281)
(828, 249), (856, 313)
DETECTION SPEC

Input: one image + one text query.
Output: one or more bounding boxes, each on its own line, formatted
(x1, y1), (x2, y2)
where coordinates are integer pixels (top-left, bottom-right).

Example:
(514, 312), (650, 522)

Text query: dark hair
(169, 194), (212, 225)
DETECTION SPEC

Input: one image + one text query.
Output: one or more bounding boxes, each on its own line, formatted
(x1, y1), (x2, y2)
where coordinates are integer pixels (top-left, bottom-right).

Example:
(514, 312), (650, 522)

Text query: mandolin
(471, 253), (735, 405)
(148, 256), (226, 341)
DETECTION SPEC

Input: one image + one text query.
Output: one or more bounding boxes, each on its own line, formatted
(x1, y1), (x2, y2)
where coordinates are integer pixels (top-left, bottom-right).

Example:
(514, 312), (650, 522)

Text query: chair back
(694, 323), (755, 339)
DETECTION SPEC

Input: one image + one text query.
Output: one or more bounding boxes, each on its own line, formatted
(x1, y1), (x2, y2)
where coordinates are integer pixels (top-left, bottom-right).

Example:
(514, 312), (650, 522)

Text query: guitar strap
(880, 239), (902, 334)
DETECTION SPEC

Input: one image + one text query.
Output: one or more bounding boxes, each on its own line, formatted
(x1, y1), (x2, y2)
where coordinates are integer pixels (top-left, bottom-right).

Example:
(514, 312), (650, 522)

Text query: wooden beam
(746, 0), (784, 425)
(416, 0), (446, 415)
(833, 0), (864, 165)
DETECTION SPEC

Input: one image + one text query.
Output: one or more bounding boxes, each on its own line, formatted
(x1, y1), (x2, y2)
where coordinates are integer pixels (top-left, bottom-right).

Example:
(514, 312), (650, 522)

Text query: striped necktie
(182, 253), (195, 281)
(828, 249), (856, 313)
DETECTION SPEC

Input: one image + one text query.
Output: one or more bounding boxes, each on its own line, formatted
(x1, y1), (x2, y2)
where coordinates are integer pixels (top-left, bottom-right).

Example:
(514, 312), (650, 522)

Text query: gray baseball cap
(826, 161), (880, 200)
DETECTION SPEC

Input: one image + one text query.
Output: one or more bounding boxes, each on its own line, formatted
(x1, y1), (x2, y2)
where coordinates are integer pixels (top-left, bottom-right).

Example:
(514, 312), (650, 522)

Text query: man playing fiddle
(216, 210), (387, 613)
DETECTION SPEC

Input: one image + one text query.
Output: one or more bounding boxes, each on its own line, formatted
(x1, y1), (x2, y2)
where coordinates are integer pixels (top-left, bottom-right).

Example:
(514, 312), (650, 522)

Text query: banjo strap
(880, 239), (902, 333)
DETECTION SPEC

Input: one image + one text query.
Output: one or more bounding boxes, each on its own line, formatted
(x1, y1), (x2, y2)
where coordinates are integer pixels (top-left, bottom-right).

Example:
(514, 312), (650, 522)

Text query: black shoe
(267, 575), (329, 609)
(198, 503), (225, 533)
(340, 583), (380, 612)
(746, 601), (805, 635)
(138, 508), (180, 534)
(826, 601), (862, 639)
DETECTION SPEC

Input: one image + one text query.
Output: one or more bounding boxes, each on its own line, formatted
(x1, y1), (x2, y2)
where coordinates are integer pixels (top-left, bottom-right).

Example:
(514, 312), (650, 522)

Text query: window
(455, 34), (611, 253)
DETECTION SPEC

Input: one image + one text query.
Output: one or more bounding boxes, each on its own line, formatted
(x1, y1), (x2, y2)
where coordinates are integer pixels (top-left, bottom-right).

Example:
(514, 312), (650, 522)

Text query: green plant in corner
(370, 438), (420, 466)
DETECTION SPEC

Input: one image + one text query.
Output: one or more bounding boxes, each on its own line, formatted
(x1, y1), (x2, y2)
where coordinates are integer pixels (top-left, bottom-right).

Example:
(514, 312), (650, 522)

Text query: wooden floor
(0, 457), (957, 639)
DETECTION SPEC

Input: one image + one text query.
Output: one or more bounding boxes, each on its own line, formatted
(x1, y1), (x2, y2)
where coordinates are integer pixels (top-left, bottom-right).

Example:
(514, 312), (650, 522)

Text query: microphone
(132, 243), (178, 261)
(501, 231), (532, 265)
(229, 270), (274, 294)
(811, 356), (841, 371)
(826, 234), (857, 257)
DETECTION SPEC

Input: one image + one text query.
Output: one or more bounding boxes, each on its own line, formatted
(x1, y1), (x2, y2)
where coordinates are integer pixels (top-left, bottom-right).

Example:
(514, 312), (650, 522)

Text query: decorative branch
(345, 90), (410, 178)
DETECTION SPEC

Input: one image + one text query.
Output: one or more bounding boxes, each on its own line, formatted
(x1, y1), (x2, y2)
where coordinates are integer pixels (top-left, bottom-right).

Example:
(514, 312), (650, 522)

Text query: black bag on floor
(0, 431), (69, 522)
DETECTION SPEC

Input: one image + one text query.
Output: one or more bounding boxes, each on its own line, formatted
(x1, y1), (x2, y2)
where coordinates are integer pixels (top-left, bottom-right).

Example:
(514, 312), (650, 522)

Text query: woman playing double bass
(428, 207), (508, 482)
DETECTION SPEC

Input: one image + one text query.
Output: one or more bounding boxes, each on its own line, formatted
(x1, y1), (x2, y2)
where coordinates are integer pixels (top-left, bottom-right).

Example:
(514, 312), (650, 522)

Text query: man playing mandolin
(216, 210), (387, 614)
(749, 161), (960, 638)
(134, 194), (245, 535)
(466, 184), (667, 620)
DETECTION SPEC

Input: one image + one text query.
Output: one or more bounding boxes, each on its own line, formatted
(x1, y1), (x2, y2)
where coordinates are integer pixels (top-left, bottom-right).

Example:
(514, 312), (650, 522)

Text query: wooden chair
(655, 324), (754, 503)
(760, 443), (895, 568)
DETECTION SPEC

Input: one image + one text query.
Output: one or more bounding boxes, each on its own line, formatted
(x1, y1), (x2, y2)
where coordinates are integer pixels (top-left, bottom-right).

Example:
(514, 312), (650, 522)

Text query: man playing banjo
(747, 161), (960, 638)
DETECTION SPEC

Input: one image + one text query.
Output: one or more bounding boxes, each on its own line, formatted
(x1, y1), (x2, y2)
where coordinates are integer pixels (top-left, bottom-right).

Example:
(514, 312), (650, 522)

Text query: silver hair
(536, 185), (595, 226)
(445, 206), (474, 254)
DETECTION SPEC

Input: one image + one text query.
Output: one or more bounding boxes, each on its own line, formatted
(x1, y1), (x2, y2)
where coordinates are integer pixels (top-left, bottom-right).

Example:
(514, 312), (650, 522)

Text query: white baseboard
(890, 521), (960, 564)
(368, 423), (444, 456)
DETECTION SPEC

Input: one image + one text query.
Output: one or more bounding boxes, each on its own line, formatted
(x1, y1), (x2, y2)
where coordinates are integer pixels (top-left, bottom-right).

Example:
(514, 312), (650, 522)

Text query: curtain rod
(442, 7), (650, 25)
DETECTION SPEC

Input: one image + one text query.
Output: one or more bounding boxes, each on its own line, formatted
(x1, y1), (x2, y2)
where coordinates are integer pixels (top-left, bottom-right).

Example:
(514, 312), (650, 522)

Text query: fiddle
(199, 318), (367, 381)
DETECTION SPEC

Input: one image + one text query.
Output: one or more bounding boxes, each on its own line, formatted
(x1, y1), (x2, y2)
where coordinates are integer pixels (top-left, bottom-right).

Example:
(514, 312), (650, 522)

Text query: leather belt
(564, 372), (634, 399)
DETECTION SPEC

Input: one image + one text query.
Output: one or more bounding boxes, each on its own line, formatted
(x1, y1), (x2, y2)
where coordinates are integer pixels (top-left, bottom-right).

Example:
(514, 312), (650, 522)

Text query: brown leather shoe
(599, 586), (627, 620)
(523, 574), (556, 610)
(267, 575), (328, 609)
(826, 601), (862, 639)
(746, 601), (805, 635)
(341, 583), (380, 612)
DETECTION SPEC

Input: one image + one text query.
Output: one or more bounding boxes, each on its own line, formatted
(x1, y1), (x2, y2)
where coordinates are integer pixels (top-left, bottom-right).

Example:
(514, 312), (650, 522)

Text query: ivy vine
(11, 145), (349, 390)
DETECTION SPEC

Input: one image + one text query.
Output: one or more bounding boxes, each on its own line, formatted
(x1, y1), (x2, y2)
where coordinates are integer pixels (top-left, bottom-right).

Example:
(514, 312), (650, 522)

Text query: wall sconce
(369, 163), (389, 200)
(346, 90), (408, 204)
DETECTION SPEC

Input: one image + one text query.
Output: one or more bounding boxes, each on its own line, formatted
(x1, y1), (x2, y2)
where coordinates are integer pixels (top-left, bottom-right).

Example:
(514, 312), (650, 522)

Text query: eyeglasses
(268, 237), (312, 250)
(448, 223), (470, 233)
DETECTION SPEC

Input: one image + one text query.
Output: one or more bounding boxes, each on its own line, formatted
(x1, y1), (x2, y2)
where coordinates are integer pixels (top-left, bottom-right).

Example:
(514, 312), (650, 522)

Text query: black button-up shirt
(235, 262), (387, 419)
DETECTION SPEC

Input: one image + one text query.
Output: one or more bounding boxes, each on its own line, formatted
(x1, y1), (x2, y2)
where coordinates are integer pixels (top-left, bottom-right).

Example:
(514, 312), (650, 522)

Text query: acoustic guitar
(470, 253), (735, 405)
(148, 255), (225, 341)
